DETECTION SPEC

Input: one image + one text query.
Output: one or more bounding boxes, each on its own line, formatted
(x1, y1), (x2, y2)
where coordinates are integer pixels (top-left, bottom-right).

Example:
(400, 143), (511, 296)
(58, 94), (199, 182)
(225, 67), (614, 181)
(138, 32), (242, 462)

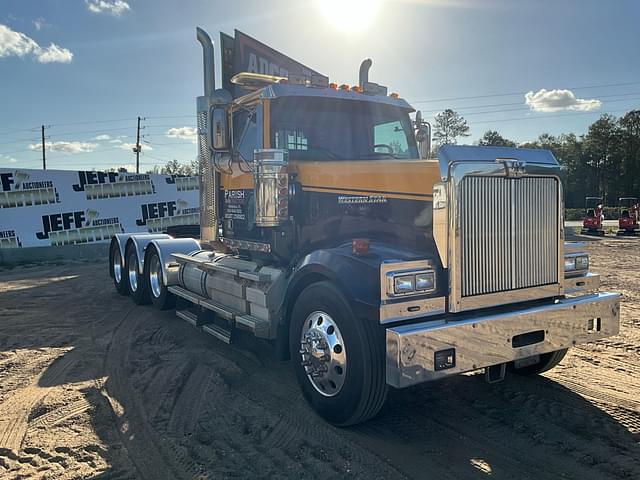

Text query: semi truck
(108, 27), (621, 426)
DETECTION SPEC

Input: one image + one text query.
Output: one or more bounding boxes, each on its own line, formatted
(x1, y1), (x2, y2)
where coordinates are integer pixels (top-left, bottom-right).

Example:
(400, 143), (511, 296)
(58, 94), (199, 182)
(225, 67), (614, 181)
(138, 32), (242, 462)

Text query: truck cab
(109, 27), (621, 426)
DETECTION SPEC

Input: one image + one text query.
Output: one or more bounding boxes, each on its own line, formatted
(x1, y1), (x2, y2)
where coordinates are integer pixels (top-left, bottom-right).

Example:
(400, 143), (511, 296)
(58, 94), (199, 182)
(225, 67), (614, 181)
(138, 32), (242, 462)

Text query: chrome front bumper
(386, 292), (620, 388)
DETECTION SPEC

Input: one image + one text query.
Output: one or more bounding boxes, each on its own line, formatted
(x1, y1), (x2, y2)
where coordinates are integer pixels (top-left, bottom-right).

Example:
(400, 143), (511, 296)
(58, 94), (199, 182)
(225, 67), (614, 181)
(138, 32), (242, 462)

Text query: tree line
(433, 109), (640, 208)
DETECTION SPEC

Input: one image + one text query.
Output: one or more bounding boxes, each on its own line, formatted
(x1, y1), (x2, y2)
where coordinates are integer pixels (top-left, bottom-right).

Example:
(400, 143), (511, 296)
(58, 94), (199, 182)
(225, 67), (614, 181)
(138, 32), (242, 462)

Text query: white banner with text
(0, 168), (199, 249)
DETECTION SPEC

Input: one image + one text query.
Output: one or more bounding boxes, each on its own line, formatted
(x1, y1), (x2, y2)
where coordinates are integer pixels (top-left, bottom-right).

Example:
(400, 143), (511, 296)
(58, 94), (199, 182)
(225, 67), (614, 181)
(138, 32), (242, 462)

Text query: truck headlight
(564, 254), (589, 274)
(415, 271), (436, 291)
(575, 255), (589, 270)
(390, 270), (436, 296)
(394, 275), (415, 294)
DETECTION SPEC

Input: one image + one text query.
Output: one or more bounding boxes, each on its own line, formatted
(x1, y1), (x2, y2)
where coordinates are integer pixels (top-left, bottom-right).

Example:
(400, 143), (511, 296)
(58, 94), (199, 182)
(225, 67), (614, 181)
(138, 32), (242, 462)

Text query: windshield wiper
(306, 145), (342, 160)
(360, 152), (400, 159)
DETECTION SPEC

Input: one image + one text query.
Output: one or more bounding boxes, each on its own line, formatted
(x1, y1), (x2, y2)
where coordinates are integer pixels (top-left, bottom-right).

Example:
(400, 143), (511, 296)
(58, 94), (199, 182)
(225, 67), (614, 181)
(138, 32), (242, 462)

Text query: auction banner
(0, 168), (199, 249)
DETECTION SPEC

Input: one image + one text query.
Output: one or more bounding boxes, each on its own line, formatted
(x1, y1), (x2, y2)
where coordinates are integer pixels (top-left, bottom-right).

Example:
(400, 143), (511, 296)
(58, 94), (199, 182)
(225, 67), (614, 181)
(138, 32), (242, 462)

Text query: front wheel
(509, 349), (568, 375)
(289, 281), (387, 426)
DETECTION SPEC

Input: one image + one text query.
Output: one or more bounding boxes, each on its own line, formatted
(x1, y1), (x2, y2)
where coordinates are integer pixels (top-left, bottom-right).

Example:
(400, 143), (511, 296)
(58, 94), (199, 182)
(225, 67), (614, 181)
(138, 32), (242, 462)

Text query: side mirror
(210, 106), (230, 151)
(415, 111), (431, 159)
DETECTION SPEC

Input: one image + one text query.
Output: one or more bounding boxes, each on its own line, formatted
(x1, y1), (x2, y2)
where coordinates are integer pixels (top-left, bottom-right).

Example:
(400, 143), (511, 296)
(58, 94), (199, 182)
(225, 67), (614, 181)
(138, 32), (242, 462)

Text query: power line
(145, 114), (196, 120)
(46, 126), (134, 138)
(465, 108), (634, 127)
(0, 127), (41, 138)
(41, 125), (46, 170)
(409, 80), (640, 105)
(418, 91), (640, 115)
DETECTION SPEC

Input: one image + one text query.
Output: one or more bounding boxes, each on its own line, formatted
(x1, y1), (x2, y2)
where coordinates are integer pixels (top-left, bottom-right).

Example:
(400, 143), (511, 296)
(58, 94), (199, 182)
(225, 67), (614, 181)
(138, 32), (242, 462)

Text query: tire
(144, 246), (175, 310)
(509, 349), (568, 376)
(289, 281), (387, 426)
(109, 242), (128, 295)
(125, 243), (150, 305)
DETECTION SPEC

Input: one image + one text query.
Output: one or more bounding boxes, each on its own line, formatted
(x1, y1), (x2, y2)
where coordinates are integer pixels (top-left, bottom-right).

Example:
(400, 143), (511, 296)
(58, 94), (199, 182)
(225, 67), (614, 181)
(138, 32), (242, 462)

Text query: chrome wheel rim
(112, 247), (122, 284)
(299, 311), (346, 397)
(127, 251), (138, 292)
(148, 253), (162, 299)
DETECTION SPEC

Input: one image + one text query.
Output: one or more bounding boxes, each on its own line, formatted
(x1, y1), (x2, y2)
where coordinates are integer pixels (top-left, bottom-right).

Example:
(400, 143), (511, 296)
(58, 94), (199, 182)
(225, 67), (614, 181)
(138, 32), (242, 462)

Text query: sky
(0, 0), (639, 171)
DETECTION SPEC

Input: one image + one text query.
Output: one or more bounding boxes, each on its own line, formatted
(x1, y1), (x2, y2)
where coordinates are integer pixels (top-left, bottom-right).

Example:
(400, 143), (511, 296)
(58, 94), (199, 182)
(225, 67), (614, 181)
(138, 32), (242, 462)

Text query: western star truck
(108, 27), (621, 426)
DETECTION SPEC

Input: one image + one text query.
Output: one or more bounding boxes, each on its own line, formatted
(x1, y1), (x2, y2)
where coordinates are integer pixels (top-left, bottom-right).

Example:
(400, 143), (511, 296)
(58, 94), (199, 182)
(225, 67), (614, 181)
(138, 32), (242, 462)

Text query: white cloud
(109, 138), (123, 143)
(36, 43), (73, 63)
(29, 141), (98, 154)
(119, 142), (152, 151)
(0, 154), (18, 163)
(0, 24), (73, 64)
(525, 89), (602, 113)
(0, 24), (38, 58)
(166, 126), (197, 143)
(33, 18), (47, 31)
(85, 0), (131, 16)
(94, 134), (112, 141)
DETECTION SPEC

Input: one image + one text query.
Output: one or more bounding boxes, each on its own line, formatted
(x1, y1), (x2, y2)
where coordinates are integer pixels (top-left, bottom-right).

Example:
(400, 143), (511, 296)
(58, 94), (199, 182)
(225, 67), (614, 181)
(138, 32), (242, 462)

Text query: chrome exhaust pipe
(359, 58), (372, 87)
(196, 27), (219, 247)
(196, 27), (215, 95)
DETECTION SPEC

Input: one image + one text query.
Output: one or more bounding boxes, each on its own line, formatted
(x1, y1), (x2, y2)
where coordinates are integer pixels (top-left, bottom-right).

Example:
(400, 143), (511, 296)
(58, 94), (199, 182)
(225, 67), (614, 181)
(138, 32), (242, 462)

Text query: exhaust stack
(359, 58), (372, 88)
(196, 27), (219, 248)
(197, 27), (215, 95)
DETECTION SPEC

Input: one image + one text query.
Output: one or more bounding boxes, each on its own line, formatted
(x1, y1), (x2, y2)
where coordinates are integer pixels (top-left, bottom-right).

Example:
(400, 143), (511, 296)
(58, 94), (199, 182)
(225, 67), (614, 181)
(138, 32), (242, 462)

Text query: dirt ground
(0, 238), (639, 479)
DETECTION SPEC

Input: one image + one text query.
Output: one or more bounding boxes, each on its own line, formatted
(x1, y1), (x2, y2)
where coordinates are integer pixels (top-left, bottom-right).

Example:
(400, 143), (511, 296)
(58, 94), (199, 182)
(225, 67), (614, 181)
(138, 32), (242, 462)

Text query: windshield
(270, 97), (418, 160)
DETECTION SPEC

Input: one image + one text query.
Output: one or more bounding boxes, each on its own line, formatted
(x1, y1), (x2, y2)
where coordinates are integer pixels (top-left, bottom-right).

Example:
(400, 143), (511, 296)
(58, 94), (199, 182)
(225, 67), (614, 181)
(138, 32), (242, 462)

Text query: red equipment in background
(617, 197), (639, 236)
(581, 196), (605, 236)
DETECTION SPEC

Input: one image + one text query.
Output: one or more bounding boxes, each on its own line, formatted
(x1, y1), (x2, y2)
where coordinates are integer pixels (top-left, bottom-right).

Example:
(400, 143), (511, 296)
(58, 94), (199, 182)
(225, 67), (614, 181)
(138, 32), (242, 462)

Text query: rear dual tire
(144, 245), (175, 310)
(125, 243), (151, 305)
(110, 242), (128, 295)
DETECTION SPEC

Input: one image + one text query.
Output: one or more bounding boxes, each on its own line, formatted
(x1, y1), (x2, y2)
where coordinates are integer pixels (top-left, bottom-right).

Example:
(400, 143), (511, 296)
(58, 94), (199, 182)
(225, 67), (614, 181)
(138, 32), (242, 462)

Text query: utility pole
(41, 125), (46, 170)
(134, 116), (142, 173)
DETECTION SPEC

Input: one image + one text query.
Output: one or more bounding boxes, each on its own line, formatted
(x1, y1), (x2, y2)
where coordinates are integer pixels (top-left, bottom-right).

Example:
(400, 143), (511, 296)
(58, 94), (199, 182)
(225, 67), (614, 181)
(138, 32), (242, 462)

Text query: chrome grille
(460, 176), (559, 297)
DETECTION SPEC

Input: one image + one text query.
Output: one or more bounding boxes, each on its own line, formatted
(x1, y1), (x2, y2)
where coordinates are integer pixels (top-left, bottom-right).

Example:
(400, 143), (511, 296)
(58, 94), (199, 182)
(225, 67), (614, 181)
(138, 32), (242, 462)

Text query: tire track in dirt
(0, 349), (76, 452)
(99, 306), (204, 480)
(202, 354), (403, 479)
(27, 398), (92, 433)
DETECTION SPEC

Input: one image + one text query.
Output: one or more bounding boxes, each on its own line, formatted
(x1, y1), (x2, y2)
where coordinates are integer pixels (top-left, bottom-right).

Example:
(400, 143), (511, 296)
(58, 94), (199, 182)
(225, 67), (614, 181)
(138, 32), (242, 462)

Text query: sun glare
(317, 0), (383, 32)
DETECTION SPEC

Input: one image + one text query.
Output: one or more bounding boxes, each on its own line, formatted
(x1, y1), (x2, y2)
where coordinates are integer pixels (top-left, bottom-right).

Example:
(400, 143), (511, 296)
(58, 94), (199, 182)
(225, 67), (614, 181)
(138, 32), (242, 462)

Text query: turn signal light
(352, 238), (370, 256)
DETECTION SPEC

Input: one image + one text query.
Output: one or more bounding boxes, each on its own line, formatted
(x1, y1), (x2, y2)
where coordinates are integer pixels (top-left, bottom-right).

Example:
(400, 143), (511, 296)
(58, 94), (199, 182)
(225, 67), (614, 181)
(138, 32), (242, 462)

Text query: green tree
(147, 159), (199, 176)
(583, 114), (621, 205)
(619, 110), (640, 196)
(478, 130), (516, 147)
(433, 109), (470, 146)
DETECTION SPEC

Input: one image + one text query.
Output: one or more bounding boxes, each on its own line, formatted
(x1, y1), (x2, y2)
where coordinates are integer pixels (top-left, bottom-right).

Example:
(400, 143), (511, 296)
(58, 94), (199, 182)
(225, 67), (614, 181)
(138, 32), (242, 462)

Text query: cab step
(176, 309), (198, 327)
(202, 323), (232, 344)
